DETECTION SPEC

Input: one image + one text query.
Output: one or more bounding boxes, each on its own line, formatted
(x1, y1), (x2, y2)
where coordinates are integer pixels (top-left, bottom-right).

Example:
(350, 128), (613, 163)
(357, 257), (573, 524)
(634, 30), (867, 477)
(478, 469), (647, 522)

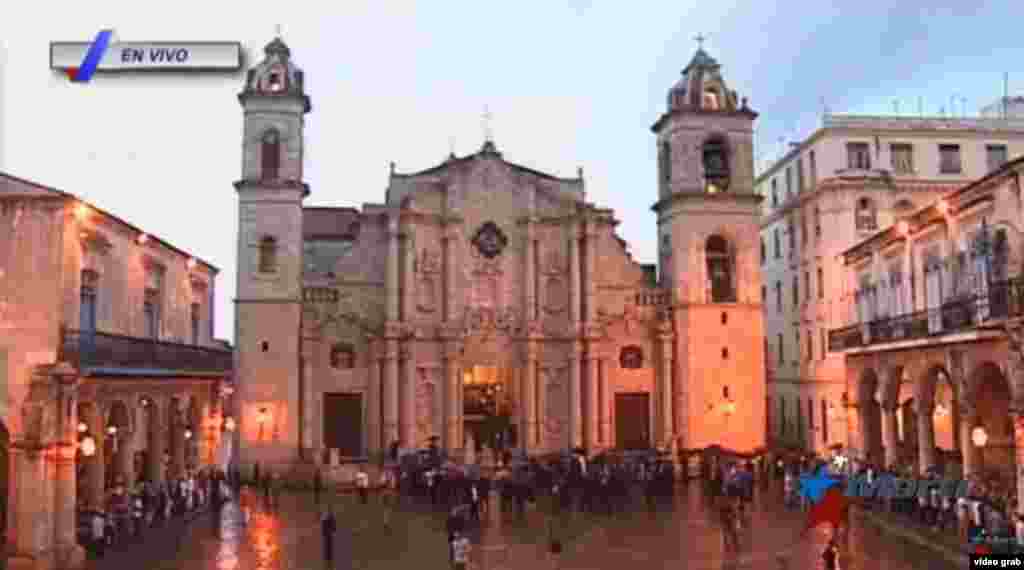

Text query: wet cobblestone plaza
(83, 482), (956, 570)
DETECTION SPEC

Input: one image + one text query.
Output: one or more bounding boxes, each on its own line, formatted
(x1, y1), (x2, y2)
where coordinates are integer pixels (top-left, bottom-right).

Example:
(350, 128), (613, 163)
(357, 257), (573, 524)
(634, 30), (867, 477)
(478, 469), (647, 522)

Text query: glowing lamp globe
(971, 426), (989, 448)
(80, 436), (97, 457)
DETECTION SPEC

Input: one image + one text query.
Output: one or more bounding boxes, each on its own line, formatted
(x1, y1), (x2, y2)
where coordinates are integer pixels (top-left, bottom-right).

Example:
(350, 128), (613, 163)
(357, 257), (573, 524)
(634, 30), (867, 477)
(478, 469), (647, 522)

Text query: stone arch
(701, 133), (731, 193)
(967, 361), (1015, 485)
(857, 368), (884, 465)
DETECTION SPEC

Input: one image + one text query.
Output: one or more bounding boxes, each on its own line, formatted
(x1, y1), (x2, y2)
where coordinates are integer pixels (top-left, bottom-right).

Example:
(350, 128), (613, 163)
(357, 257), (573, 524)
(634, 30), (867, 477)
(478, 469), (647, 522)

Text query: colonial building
(234, 37), (766, 471)
(830, 156), (1024, 509)
(0, 172), (232, 568)
(757, 113), (1024, 454)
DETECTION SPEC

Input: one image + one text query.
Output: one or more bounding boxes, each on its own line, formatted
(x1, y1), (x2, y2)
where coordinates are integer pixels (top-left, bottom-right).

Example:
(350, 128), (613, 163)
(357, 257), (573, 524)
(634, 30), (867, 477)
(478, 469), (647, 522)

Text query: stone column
(536, 363), (547, 451)
(568, 223), (580, 326)
(443, 227), (458, 323)
(383, 341), (400, 448)
(1011, 409), (1024, 516)
(522, 351), (538, 451)
(386, 215), (400, 322)
(880, 404), (899, 468)
(400, 344), (416, 449)
(402, 225), (415, 323)
(568, 343), (582, 449)
(147, 399), (165, 484)
(959, 402), (979, 477)
(117, 429), (135, 487)
(660, 336), (674, 446)
(584, 352), (599, 452)
(583, 222), (597, 323)
(170, 399), (186, 479)
(87, 403), (107, 508)
(367, 349), (381, 456)
(524, 217), (537, 321)
(8, 363), (85, 570)
(916, 400), (937, 475)
(443, 343), (461, 452)
(301, 344), (315, 459)
(598, 358), (610, 446)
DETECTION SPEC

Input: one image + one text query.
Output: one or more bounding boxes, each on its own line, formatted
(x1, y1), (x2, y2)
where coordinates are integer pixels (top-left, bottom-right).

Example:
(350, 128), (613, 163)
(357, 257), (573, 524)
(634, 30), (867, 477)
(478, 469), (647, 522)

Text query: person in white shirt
(91, 511), (106, 558)
(450, 530), (471, 570)
(356, 469), (370, 504)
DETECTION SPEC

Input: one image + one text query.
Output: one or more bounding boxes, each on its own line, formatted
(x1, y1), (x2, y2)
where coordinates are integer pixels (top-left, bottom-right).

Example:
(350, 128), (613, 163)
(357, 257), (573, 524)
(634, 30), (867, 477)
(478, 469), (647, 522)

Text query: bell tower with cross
(650, 36), (766, 455)
(233, 31), (313, 470)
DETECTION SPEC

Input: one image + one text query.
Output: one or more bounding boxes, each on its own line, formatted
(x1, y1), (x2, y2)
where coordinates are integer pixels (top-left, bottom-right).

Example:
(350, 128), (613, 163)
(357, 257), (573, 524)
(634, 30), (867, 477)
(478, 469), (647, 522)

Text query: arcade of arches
(847, 345), (1024, 509)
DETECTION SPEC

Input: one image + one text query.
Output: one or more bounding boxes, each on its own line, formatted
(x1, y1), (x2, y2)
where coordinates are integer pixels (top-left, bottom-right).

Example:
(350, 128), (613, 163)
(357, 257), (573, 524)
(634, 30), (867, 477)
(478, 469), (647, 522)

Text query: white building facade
(757, 114), (1024, 454)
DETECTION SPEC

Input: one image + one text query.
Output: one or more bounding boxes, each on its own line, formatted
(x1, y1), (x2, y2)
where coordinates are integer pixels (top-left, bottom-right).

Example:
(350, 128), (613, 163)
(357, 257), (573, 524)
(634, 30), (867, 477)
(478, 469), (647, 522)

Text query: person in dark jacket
(321, 507), (337, 563)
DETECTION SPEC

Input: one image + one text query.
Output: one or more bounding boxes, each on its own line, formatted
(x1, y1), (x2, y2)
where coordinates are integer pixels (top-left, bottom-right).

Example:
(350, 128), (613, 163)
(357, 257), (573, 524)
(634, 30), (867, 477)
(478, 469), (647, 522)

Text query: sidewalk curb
(851, 506), (967, 567)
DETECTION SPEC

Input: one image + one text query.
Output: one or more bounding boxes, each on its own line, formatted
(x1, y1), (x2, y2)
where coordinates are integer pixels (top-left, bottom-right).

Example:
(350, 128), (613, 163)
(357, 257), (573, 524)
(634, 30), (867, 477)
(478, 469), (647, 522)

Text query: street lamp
(106, 424), (118, 452)
(224, 416), (236, 432)
(184, 427), (194, 440)
(77, 421), (88, 433)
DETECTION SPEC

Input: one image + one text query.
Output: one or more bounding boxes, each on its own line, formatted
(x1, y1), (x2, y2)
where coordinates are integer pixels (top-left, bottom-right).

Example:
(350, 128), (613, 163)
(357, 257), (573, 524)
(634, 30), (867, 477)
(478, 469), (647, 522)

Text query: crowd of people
(77, 467), (241, 558)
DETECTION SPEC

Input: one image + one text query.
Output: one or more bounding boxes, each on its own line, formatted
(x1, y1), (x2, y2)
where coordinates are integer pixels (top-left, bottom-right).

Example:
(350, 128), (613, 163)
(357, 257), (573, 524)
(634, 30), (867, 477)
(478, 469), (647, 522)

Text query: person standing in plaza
(449, 530), (471, 570)
(355, 467), (370, 504)
(321, 506), (337, 564)
(91, 510), (106, 558)
(822, 536), (840, 570)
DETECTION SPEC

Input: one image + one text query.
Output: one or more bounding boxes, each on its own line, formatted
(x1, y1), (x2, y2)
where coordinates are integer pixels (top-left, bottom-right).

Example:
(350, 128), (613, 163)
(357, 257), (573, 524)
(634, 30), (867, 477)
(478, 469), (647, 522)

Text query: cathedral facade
(233, 37), (766, 470)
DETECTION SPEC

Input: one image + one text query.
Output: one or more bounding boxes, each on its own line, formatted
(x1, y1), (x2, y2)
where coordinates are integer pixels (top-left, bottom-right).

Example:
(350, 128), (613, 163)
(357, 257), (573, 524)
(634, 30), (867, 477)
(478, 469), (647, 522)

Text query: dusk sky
(2, 1), (1023, 341)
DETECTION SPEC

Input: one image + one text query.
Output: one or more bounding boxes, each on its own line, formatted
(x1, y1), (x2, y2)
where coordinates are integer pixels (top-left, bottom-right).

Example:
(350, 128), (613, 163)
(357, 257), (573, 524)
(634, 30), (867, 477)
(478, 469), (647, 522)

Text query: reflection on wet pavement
(84, 481), (957, 569)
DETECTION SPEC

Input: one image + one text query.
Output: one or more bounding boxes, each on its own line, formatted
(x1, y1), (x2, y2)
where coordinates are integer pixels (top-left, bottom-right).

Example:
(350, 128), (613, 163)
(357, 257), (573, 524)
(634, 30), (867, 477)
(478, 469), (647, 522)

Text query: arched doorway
(893, 370), (918, 471)
(969, 362), (1014, 492)
(920, 366), (961, 476)
(106, 401), (132, 489)
(462, 365), (515, 453)
(858, 369), (883, 465)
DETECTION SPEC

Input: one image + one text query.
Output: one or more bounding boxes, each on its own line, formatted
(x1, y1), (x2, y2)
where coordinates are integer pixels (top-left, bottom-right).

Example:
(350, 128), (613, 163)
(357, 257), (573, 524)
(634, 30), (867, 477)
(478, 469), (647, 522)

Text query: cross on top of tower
(275, 24), (282, 38)
(482, 106), (493, 143)
(694, 34), (707, 49)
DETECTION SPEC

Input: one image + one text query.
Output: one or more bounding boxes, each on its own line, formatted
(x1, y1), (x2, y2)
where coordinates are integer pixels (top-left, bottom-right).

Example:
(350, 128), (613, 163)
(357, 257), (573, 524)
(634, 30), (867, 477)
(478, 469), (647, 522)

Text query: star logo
(799, 466), (840, 503)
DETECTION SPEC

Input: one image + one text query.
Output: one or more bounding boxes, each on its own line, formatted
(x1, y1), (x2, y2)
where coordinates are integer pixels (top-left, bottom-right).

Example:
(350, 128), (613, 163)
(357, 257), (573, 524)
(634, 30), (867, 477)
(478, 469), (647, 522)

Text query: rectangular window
(191, 302), (201, 346)
(987, 144), (1008, 172)
(788, 221), (796, 256)
(794, 329), (800, 364)
(80, 270), (98, 333)
(776, 281), (782, 312)
(809, 150), (817, 187)
(774, 229), (781, 259)
(817, 267), (824, 299)
(806, 331), (813, 362)
(801, 215), (807, 246)
(771, 178), (778, 207)
(939, 144), (962, 174)
(847, 142), (871, 169)
(822, 399), (829, 444)
(804, 271), (811, 301)
(777, 333), (784, 364)
(785, 167), (793, 197)
(890, 143), (914, 174)
(820, 329), (827, 360)
(792, 276), (799, 307)
(761, 285), (767, 303)
(143, 289), (160, 340)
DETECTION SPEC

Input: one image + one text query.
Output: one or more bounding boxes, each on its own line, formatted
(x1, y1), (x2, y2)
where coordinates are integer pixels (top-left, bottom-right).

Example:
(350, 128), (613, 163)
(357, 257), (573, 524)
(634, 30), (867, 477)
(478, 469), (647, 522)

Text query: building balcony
(635, 288), (670, 306)
(59, 327), (233, 376)
(828, 277), (1024, 351)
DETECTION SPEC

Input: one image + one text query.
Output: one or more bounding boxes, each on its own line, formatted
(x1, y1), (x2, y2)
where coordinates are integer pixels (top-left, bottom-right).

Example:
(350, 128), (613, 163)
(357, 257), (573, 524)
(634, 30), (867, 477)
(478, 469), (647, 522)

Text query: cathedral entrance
(323, 392), (363, 458)
(615, 393), (650, 450)
(463, 365), (516, 452)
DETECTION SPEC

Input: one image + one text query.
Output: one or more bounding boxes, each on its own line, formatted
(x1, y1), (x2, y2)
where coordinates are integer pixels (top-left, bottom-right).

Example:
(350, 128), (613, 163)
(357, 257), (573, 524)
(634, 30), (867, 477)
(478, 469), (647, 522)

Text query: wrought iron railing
(59, 327), (232, 374)
(635, 289), (670, 306)
(828, 276), (1024, 351)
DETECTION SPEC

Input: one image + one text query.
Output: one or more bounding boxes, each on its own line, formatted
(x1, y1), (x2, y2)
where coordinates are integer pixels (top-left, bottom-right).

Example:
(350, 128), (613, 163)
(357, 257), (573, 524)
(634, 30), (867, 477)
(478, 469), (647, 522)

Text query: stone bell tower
(234, 35), (311, 470)
(651, 42), (766, 454)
